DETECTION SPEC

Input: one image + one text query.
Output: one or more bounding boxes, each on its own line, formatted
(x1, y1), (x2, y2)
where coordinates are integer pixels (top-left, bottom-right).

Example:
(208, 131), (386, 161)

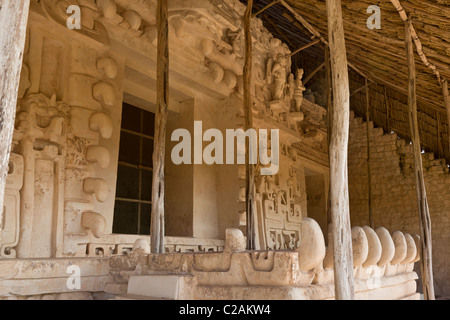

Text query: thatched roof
(241, 0), (450, 164)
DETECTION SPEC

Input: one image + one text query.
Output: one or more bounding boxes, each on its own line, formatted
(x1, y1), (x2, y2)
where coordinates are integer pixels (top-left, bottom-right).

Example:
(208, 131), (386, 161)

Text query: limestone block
(352, 226), (369, 267)
(1, 154), (24, 258)
(83, 178), (109, 202)
(313, 266), (334, 284)
(244, 251), (314, 286)
(132, 239), (150, 254)
(224, 228), (246, 252)
(148, 253), (193, 273)
(67, 74), (101, 110)
(121, 11), (141, 31)
(297, 218), (326, 272)
(56, 292), (93, 300)
(384, 263), (398, 276)
(127, 275), (195, 300)
(93, 82), (116, 107)
(250, 251), (274, 271)
(193, 253), (245, 286)
(64, 201), (94, 234)
(375, 227), (395, 267)
(144, 25), (157, 46)
(391, 231), (407, 265)
(89, 112), (113, 139)
(208, 62), (224, 84)
(70, 43), (99, 77)
(86, 145), (111, 168)
(97, 57), (118, 80)
(97, 0), (123, 23)
(223, 70), (237, 89)
(362, 226), (382, 267)
(402, 233), (417, 264)
(79, 6), (99, 30)
(70, 107), (97, 140)
(81, 211), (106, 238)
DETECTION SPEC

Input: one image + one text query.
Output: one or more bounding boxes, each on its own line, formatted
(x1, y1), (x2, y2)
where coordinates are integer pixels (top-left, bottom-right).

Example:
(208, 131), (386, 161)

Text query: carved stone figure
(293, 68), (306, 112)
(266, 53), (289, 102)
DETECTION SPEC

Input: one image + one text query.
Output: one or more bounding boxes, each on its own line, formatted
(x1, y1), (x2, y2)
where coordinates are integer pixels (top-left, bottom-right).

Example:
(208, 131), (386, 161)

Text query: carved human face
(277, 54), (287, 66)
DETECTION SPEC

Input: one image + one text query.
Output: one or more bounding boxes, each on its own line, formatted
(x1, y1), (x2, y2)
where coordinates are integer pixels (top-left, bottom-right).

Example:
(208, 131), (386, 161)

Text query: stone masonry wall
(348, 112), (450, 297)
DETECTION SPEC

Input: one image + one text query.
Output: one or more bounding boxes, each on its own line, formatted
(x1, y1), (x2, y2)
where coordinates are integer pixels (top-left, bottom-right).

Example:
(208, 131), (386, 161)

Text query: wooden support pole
(0, 0), (30, 229)
(244, 0), (256, 250)
(303, 62), (325, 85)
(325, 48), (332, 141)
(326, 0), (355, 300)
(405, 19), (435, 300)
(151, 0), (169, 254)
(384, 86), (391, 133)
(365, 79), (374, 229)
(443, 80), (450, 156)
(436, 111), (442, 159)
(325, 46), (332, 241)
(252, 0), (280, 18)
(290, 39), (321, 56)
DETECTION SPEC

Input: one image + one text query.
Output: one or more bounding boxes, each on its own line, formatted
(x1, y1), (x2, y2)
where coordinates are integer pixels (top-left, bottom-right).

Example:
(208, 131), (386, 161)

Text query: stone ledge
(0, 275), (109, 297)
(194, 273), (419, 300)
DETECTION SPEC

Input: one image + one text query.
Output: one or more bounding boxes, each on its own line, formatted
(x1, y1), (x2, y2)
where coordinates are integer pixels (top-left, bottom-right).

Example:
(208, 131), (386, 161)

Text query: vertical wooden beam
(384, 86), (391, 133)
(365, 79), (374, 229)
(326, 0), (355, 300)
(244, 0), (256, 250)
(325, 46), (332, 239)
(0, 0), (30, 229)
(443, 80), (450, 158)
(325, 47), (332, 148)
(405, 19), (435, 300)
(436, 111), (442, 159)
(151, 0), (169, 253)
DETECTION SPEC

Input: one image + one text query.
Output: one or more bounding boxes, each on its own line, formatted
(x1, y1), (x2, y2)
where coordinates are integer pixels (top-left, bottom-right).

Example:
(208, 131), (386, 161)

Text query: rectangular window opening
(113, 102), (155, 235)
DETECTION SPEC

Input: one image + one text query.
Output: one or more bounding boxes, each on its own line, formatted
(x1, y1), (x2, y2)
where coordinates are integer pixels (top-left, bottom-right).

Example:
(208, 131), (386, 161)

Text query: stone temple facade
(0, 0), (439, 300)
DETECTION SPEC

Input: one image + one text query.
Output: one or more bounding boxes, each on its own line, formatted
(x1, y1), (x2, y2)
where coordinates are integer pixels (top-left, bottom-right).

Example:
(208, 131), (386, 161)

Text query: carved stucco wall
(8, 10), (124, 258)
(0, 0), (331, 259)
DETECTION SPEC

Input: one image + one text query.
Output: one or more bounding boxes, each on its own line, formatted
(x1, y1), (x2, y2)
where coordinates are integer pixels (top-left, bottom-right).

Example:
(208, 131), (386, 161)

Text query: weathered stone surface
(352, 226), (369, 267)
(402, 233), (417, 264)
(297, 218), (326, 272)
(362, 226), (382, 267)
(0, 0), (425, 300)
(133, 239), (151, 254)
(224, 229), (246, 253)
(375, 227), (395, 267)
(391, 231), (407, 265)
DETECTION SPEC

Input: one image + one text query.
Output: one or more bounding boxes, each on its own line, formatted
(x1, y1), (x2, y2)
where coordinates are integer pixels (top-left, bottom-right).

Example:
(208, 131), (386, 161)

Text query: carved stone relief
(12, 93), (70, 258)
(0, 154), (24, 258)
(254, 144), (306, 250)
